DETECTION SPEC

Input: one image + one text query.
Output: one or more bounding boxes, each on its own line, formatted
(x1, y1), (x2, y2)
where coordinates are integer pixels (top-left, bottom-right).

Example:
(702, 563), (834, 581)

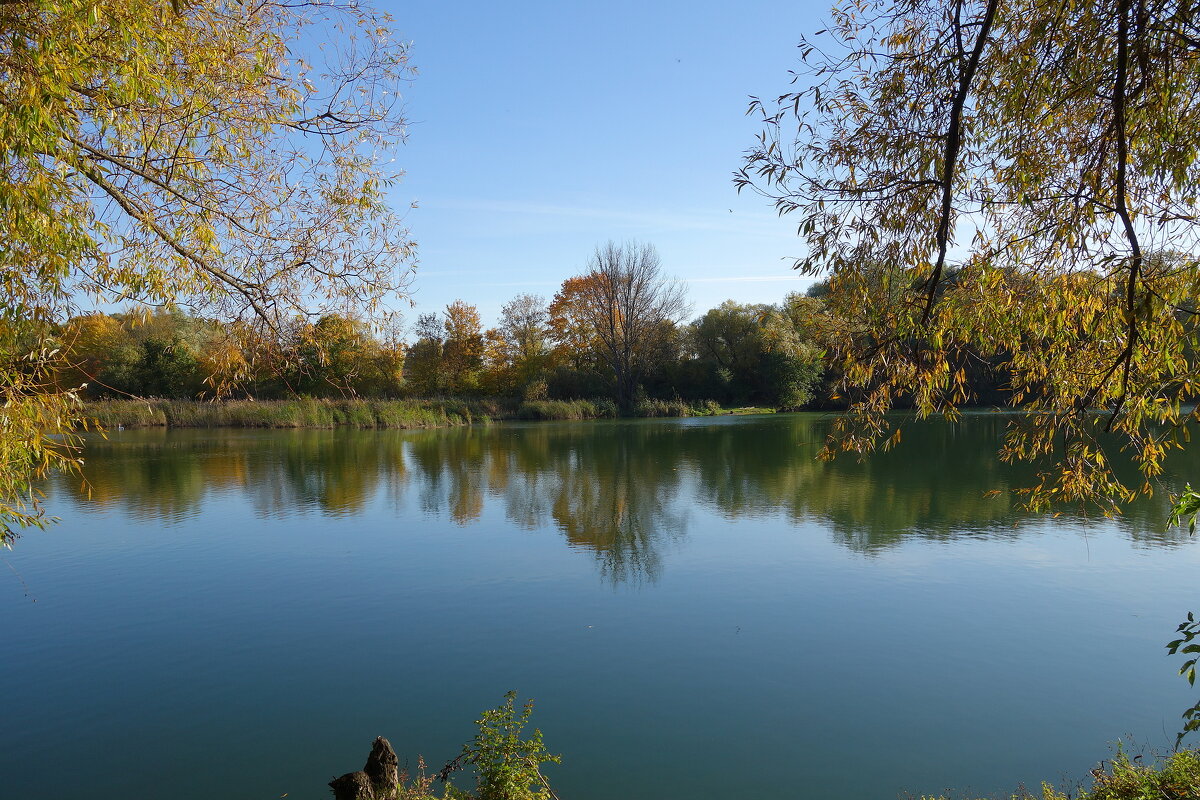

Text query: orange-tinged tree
(549, 276), (606, 372)
(55, 314), (125, 393)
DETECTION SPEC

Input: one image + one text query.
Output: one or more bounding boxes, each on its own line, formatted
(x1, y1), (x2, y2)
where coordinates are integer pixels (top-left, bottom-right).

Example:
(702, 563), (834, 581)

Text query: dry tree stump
(329, 736), (400, 800)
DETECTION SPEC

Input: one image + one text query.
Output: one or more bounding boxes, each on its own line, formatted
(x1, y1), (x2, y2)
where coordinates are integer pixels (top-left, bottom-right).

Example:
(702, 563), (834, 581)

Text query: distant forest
(48, 275), (1011, 412)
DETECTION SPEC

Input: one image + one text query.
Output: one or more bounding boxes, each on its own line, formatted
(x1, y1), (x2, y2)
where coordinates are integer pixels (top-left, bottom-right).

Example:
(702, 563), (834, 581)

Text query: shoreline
(81, 397), (777, 430)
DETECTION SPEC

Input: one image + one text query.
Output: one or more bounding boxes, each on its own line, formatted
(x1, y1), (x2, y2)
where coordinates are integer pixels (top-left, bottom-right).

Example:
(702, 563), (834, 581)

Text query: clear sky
(381, 0), (829, 330)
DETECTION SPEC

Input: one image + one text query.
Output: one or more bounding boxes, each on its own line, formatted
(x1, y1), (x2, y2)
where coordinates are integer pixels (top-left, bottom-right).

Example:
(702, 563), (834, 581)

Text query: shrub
(443, 692), (560, 800)
(591, 398), (618, 418)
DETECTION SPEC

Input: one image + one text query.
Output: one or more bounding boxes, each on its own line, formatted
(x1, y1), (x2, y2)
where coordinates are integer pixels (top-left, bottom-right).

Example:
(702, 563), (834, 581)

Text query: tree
(403, 313), (446, 397)
(565, 241), (689, 411)
(289, 314), (401, 398)
(135, 336), (203, 398)
(491, 294), (554, 394)
(442, 300), (486, 395)
(688, 297), (826, 408)
(690, 301), (767, 381)
(0, 0), (414, 540)
(757, 296), (827, 410)
(548, 275), (606, 373)
(55, 313), (125, 394)
(739, 0), (1200, 511)
(53, 310), (256, 399)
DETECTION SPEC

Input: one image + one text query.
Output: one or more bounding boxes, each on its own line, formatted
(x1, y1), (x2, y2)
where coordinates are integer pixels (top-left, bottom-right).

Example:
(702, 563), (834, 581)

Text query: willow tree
(739, 0), (1200, 511)
(0, 0), (415, 541)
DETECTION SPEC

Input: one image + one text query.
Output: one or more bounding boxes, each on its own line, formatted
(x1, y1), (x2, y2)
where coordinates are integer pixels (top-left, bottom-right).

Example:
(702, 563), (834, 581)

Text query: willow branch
(920, 0), (1000, 325)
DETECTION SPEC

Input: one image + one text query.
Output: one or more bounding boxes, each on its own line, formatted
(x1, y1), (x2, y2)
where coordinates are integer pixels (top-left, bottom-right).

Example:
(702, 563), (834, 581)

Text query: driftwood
(330, 736), (400, 800)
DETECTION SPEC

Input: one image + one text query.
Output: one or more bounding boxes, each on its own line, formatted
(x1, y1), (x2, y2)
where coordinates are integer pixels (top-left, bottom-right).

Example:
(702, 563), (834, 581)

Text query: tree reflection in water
(58, 415), (1200, 581)
(404, 423), (688, 584)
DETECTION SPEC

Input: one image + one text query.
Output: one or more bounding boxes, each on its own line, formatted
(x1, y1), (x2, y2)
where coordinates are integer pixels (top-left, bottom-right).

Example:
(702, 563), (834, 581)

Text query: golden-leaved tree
(739, 0), (1200, 511)
(442, 300), (485, 395)
(0, 0), (415, 541)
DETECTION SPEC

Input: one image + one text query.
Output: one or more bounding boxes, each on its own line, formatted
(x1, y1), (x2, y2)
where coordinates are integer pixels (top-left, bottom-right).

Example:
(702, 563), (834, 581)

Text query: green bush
(594, 399), (618, 418)
(445, 692), (560, 800)
(388, 694), (560, 800)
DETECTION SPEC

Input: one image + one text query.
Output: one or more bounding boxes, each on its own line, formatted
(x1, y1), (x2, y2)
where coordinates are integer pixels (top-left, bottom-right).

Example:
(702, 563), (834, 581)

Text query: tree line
(43, 242), (832, 411)
(47, 241), (1026, 413)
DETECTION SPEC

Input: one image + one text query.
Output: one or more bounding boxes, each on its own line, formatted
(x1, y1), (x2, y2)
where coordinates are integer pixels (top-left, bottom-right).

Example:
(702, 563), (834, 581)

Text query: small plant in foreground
(397, 756), (451, 800)
(1168, 491), (1200, 746)
(1169, 485), (1200, 535)
(1045, 748), (1200, 800)
(439, 691), (560, 800)
(1169, 613), (1200, 746)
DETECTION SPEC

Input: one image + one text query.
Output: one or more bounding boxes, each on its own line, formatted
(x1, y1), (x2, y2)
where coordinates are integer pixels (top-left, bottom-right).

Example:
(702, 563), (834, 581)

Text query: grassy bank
(924, 748), (1200, 800)
(384, 747), (1200, 800)
(82, 396), (744, 429)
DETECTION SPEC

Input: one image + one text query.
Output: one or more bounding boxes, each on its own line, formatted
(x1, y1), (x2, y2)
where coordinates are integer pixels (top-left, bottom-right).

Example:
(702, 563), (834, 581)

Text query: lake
(4, 413), (1200, 799)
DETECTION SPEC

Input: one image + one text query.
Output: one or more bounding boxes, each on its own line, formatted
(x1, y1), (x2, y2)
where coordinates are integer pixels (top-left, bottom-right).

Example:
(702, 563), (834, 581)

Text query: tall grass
(84, 398), (520, 430)
(632, 398), (692, 417)
(84, 395), (725, 429)
(516, 398), (618, 420)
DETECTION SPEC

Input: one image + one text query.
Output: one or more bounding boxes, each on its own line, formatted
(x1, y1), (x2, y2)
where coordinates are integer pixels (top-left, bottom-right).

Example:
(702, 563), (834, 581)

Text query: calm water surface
(4, 414), (1200, 799)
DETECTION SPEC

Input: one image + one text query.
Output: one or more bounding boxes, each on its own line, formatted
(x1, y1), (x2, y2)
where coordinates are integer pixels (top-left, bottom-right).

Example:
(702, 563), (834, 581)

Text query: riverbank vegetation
(48, 257), (1012, 430)
(81, 396), (745, 429)
(385, 697), (1200, 800)
(924, 748), (1200, 800)
(85, 398), (515, 430)
(417, 747), (1200, 800)
(352, 692), (559, 800)
(47, 257), (835, 418)
(359, 693), (1200, 800)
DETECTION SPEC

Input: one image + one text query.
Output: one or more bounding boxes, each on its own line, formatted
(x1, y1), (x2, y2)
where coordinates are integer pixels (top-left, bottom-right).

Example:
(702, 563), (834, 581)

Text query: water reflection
(403, 424), (688, 583)
(58, 415), (1199, 579)
(71, 431), (411, 521)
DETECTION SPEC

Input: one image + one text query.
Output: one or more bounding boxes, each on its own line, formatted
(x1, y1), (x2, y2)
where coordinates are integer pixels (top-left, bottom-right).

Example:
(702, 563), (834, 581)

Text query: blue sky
(382, 0), (828, 330)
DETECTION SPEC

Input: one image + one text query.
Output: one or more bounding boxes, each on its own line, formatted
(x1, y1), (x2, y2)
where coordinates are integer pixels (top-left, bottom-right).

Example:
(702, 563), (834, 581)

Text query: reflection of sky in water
(6, 416), (1200, 800)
